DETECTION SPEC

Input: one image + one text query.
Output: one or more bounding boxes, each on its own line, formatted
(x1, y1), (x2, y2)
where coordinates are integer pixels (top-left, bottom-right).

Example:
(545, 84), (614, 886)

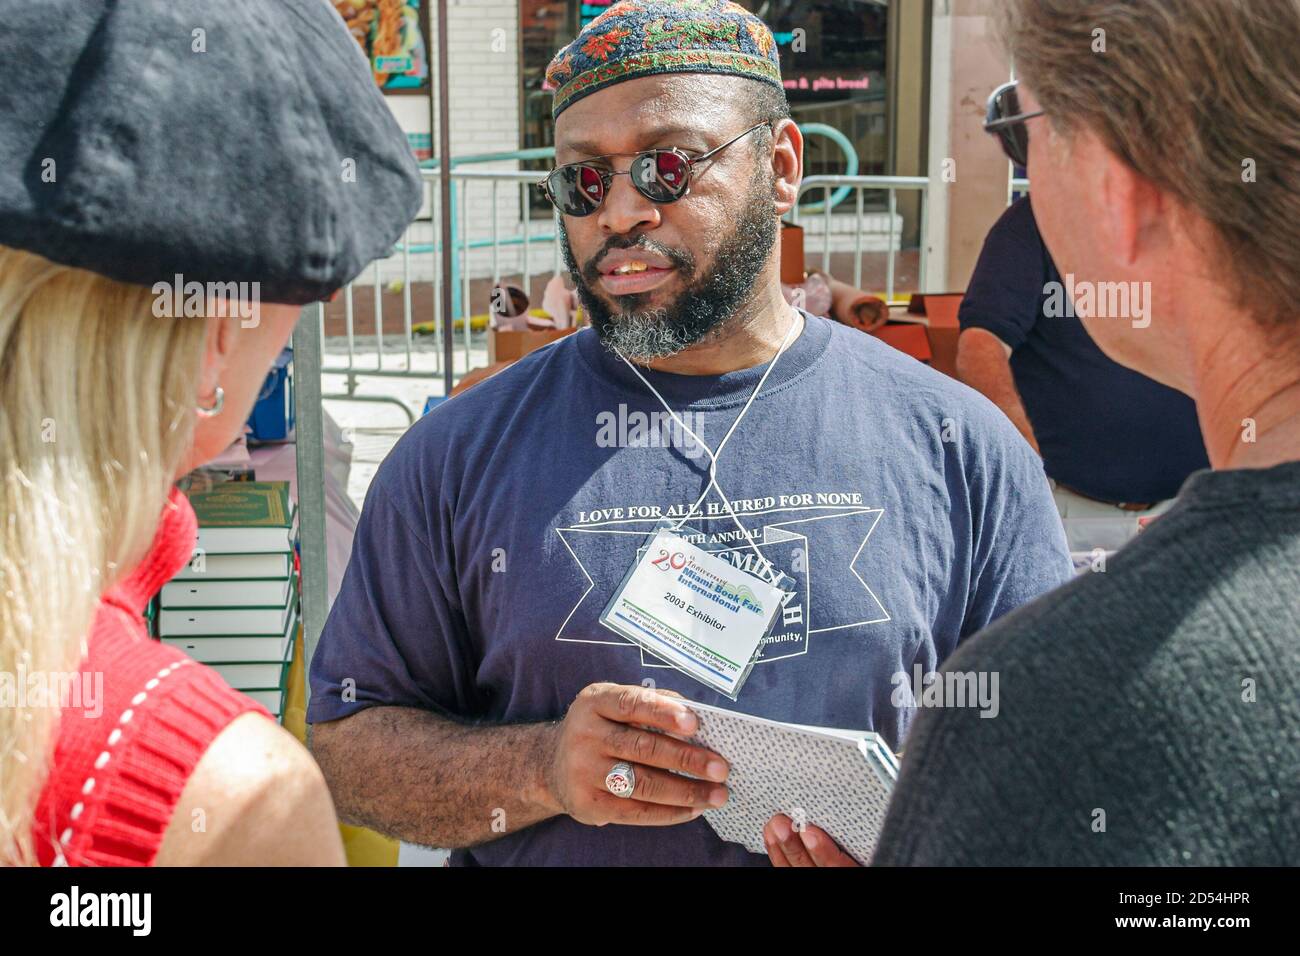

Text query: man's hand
(763, 813), (861, 866)
(541, 682), (731, 827)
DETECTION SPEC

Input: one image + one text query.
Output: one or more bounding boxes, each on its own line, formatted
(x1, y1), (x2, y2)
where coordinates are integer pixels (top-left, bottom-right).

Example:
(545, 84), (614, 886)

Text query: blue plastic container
(247, 347), (295, 441)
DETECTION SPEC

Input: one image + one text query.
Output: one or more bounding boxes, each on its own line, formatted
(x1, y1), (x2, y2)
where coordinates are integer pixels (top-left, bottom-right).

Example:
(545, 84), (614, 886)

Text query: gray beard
(559, 171), (778, 362)
(591, 302), (729, 360)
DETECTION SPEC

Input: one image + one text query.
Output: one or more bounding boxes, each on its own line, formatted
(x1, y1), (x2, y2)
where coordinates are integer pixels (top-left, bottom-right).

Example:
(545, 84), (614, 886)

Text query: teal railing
(400, 123), (862, 322)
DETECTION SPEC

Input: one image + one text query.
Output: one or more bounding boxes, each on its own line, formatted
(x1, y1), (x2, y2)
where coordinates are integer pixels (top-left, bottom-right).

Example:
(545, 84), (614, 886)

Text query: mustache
(580, 236), (696, 286)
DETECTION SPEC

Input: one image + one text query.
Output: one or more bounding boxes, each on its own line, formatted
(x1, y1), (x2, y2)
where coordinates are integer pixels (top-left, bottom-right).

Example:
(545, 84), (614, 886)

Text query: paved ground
(322, 335), (490, 509)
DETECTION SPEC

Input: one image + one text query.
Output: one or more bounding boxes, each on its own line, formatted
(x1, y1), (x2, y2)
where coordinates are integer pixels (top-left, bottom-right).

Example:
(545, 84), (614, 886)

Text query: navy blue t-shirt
(308, 311), (1072, 866)
(959, 198), (1209, 503)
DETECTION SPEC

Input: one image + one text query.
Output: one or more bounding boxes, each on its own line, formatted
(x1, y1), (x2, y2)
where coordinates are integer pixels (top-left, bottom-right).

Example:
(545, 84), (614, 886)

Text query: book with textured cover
(183, 480), (298, 553)
(679, 699), (899, 865)
(185, 480), (292, 526)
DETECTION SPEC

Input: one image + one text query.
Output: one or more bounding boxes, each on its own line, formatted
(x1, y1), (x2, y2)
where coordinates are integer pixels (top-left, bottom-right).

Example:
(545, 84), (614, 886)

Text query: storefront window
(745, 1), (889, 179)
(520, 0), (577, 165)
(521, 0), (894, 215)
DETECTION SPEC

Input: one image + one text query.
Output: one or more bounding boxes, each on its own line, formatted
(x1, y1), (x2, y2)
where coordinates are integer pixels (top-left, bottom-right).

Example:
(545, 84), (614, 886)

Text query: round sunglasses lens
(631, 151), (690, 202)
(549, 165), (604, 216)
(989, 86), (1030, 167)
(1003, 127), (1029, 168)
(998, 86), (1021, 120)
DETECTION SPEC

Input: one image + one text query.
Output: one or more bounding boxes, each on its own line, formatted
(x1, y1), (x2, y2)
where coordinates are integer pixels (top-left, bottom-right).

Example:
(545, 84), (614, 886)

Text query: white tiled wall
(372, 0), (559, 290)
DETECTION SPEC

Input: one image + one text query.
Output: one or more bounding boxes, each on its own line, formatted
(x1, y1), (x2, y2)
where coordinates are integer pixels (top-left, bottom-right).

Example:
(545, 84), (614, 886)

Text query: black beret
(0, 0), (423, 304)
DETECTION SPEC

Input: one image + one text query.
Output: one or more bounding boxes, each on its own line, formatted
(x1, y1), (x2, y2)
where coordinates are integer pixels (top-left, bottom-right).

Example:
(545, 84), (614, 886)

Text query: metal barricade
(319, 156), (934, 420)
(318, 164), (563, 421)
(791, 174), (930, 305)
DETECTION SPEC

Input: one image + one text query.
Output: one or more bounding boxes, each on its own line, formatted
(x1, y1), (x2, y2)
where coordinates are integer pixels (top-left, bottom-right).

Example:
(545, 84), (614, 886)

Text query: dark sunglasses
(538, 122), (770, 217)
(984, 80), (1044, 168)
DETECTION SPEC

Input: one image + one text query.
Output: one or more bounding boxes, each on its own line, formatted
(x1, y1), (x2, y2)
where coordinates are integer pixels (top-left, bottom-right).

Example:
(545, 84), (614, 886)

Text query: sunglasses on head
(984, 79), (1045, 168)
(537, 121), (771, 217)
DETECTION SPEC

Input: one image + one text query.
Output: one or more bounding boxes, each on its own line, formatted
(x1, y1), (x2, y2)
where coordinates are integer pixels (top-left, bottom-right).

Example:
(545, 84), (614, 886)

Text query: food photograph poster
(334, 0), (430, 91)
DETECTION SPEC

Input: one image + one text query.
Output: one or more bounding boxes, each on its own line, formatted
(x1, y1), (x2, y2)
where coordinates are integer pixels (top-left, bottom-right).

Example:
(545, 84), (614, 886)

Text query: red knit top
(31, 486), (272, 867)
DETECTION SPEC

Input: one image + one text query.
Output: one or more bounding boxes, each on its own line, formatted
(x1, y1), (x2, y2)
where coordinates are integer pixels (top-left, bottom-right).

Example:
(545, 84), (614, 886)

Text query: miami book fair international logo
(555, 489), (889, 668)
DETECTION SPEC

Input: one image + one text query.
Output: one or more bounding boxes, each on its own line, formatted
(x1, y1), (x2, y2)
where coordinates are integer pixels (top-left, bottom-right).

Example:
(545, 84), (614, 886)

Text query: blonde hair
(1000, 0), (1300, 330)
(0, 247), (207, 864)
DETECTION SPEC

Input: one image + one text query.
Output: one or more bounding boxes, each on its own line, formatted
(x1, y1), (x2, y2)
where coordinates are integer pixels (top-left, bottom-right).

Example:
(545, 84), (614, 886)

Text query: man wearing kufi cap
(309, 0), (1072, 866)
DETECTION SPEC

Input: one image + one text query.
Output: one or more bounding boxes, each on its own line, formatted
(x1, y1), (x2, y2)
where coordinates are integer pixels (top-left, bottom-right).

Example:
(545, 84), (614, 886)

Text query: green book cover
(185, 481), (294, 528)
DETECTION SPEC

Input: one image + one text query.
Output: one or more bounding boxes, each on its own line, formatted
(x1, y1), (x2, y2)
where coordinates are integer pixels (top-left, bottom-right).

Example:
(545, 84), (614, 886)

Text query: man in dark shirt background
(956, 197), (1209, 553)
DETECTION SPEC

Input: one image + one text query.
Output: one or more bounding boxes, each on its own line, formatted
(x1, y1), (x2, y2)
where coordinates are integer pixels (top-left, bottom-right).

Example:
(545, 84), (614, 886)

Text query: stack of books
(157, 481), (300, 719)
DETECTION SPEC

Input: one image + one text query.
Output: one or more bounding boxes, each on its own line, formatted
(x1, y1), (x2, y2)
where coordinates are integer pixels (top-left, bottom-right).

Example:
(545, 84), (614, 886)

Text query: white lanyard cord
(614, 307), (801, 563)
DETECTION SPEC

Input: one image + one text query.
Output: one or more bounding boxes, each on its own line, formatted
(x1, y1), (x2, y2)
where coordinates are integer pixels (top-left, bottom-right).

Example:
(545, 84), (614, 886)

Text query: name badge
(599, 527), (789, 699)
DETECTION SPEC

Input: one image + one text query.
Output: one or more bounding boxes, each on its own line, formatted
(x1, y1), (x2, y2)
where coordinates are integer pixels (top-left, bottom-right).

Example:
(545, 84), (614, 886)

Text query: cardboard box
(907, 292), (964, 328)
(906, 293), (966, 379)
(488, 327), (575, 363)
(872, 323), (933, 363)
(925, 326), (961, 380)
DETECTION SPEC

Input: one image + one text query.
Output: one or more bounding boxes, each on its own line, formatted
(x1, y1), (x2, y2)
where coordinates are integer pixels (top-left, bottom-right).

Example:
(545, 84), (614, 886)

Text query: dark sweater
(872, 461), (1300, 866)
